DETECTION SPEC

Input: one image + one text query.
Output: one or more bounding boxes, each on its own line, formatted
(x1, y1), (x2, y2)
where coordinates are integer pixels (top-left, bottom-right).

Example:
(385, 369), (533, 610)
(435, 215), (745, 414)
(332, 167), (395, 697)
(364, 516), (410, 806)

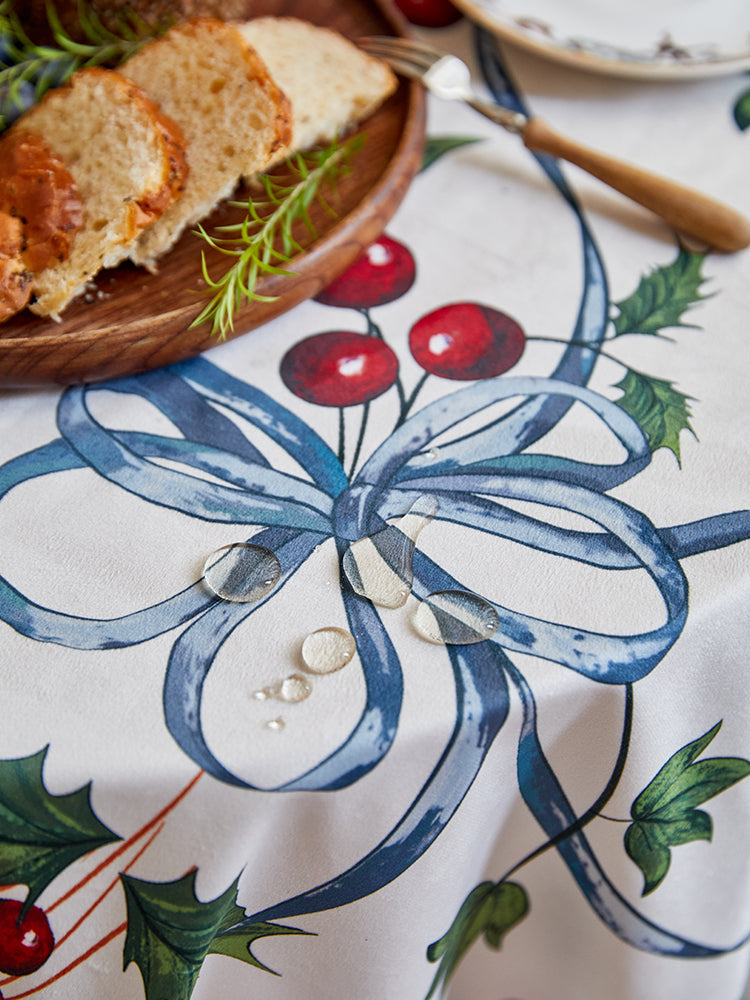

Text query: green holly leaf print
(734, 88), (750, 130)
(425, 880), (528, 998)
(421, 135), (483, 172)
(0, 745), (120, 916)
(121, 869), (310, 999)
(614, 368), (696, 464)
(625, 722), (750, 896)
(611, 248), (710, 336)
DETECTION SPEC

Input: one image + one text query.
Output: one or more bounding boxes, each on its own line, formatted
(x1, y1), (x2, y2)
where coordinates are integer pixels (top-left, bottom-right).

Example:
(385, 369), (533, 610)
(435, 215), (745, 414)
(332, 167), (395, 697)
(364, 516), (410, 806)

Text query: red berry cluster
(283, 235), (525, 409)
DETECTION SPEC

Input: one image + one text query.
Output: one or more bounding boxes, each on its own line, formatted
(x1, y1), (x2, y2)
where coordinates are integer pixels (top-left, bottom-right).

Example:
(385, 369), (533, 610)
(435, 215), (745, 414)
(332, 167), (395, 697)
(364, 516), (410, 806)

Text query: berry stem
(395, 371), (429, 428)
(347, 401), (370, 480)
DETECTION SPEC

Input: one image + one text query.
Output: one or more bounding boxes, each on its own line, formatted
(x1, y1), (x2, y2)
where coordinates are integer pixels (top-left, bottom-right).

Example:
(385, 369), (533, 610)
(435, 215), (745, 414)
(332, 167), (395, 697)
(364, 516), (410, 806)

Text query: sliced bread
(235, 17), (398, 168)
(120, 18), (292, 269)
(11, 67), (188, 319)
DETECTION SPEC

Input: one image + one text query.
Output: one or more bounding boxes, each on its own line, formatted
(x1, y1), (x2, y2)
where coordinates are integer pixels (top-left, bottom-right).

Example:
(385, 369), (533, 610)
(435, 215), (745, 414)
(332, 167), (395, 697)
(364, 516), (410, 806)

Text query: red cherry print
(0, 899), (54, 976)
(281, 331), (399, 407)
(409, 302), (525, 380)
(394, 0), (463, 27)
(315, 235), (416, 310)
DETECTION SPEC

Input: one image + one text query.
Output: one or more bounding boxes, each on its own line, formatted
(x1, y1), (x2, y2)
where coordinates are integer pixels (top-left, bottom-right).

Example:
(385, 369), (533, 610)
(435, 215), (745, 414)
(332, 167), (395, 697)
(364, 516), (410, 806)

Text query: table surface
(0, 16), (749, 1000)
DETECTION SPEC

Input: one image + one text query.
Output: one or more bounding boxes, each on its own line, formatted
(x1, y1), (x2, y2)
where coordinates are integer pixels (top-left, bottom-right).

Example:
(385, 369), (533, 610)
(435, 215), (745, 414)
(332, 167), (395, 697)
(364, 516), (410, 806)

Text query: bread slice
(11, 67), (188, 319)
(235, 17), (398, 168)
(120, 18), (292, 269)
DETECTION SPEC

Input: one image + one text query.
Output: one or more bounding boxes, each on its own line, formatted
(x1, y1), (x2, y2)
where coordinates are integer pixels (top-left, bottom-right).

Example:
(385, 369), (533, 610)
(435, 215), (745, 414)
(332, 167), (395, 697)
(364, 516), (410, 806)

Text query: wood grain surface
(0, 0), (426, 386)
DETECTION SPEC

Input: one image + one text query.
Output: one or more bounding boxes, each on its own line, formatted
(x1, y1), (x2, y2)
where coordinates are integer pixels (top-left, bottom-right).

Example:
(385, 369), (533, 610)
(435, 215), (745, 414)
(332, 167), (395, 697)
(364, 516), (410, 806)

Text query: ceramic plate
(452, 0), (750, 79)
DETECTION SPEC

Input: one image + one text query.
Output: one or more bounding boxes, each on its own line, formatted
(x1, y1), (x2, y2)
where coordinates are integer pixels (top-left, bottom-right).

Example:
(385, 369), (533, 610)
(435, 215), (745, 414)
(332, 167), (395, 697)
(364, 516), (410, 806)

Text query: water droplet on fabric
(301, 627), (356, 674)
(265, 717), (285, 731)
(413, 590), (500, 645)
(253, 673), (313, 703)
(343, 495), (438, 608)
(203, 542), (281, 602)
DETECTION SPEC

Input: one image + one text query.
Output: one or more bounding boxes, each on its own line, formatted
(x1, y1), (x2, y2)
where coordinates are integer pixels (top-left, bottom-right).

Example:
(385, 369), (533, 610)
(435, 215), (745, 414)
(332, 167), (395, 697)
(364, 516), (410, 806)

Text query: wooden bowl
(0, 0), (426, 386)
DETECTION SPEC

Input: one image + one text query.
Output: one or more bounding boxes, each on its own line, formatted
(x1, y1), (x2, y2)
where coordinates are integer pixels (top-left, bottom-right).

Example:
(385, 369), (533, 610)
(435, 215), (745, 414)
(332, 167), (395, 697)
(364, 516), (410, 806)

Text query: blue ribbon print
(1, 32), (749, 977)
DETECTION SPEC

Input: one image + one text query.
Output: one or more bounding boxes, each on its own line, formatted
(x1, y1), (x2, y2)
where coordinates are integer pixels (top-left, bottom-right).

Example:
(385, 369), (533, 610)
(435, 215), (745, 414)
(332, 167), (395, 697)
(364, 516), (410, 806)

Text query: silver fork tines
(359, 36), (527, 133)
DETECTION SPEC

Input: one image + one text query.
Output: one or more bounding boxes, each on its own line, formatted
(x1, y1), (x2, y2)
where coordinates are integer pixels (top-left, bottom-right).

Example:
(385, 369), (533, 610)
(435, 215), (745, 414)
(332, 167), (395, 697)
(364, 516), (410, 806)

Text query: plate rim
(452, 0), (750, 80)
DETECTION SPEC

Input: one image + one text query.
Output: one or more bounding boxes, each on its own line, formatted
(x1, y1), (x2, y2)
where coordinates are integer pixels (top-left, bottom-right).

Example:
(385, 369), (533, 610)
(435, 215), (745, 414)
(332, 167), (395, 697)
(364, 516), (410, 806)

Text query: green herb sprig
(0, 1), (163, 130)
(191, 134), (365, 339)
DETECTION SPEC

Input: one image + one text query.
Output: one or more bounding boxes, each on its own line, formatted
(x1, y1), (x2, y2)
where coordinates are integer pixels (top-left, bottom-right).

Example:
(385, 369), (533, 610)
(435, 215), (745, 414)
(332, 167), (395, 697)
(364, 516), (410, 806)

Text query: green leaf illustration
(121, 869), (311, 999)
(734, 89), (750, 130)
(625, 722), (750, 895)
(0, 745), (120, 915)
(611, 248), (710, 337)
(614, 368), (696, 464)
(425, 880), (528, 998)
(421, 135), (483, 172)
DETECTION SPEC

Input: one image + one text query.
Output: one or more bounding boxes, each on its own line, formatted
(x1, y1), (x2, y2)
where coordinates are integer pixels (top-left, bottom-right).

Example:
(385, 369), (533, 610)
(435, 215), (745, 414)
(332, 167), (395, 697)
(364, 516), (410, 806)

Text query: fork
(360, 35), (750, 253)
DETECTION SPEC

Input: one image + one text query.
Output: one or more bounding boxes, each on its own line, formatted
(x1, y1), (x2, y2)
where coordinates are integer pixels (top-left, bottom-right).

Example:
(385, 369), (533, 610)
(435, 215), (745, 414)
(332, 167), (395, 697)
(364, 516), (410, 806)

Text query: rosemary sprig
(0, 1), (163, 130)
(191, 134), (365, 339)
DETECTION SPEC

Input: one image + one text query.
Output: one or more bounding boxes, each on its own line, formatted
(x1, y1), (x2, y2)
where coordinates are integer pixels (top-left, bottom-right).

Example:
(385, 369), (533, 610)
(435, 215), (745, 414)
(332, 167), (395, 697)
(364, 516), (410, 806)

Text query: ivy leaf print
(734, 88), (750, 130)
(611, 248), (710, 336)
(625, 722), (750, 896)
(614, 368), (696, 465)
(425, 880), (528, 998)
(421, 135), (483, 172)
(0, 745), (120, 916)
(121, 869), (310, 999)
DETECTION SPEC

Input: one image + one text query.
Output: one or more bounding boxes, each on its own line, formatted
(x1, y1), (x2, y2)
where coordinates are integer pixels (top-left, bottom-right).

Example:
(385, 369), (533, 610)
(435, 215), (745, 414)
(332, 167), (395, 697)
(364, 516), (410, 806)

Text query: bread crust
(0, 130), (83, 274)
(0, 212), (33, 321)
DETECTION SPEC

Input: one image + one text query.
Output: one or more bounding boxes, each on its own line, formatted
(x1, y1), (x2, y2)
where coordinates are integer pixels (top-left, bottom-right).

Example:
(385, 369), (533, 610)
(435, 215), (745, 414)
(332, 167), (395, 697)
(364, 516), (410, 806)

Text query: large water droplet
(413, 590), (500, 645)
(253, 673), (313, 703)
(203, 542), (281, 603)
(301, 627), (356, 674)
(343, 495), (438, 608)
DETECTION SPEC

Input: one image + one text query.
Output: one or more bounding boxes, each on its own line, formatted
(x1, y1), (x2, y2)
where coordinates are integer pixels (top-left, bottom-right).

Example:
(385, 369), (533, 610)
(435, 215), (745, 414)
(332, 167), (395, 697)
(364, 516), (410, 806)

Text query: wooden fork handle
(522, 117), (750, 253)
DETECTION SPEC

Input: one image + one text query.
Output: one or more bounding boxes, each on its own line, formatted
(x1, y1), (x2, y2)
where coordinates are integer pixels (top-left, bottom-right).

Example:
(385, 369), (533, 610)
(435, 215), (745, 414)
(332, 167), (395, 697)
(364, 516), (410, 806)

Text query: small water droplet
(428, 448), (439, 459)
(265, 717), (285, 731)
(203, 542), (281, 603)
(413, 590), (500, 645)
(301, 627), (356, 674)
(253, 673), (313, 703)
(343, 495), (438, 608)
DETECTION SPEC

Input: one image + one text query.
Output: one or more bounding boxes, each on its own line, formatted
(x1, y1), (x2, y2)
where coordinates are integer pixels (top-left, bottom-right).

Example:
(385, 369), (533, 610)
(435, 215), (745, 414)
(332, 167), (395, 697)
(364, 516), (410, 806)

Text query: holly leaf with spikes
(625, 722), (750, 896)
(121, 869), (312, 1000)
(614, 368), (696, 464)
(0, 745), (120, 916)
(425, 880), (528, 998)
(611, 248), (710, 337)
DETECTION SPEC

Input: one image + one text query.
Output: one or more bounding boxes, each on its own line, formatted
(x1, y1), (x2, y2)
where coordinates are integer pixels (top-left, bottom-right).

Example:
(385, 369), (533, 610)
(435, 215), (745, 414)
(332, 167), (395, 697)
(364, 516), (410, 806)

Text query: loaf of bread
(236, 17), (398, 168)
(119, 18), (292, 269)
(9, 67), (188, 319)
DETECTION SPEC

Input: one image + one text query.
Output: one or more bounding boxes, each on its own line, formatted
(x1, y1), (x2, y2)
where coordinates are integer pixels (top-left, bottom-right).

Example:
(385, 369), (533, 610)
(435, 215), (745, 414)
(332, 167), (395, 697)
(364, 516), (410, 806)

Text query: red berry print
(315, 235), (416, 310)
(409, 302), (525, 380)
(394, 0), (463, 27)
(281, 331), (399, 407)
(0, 899), (54, 976)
